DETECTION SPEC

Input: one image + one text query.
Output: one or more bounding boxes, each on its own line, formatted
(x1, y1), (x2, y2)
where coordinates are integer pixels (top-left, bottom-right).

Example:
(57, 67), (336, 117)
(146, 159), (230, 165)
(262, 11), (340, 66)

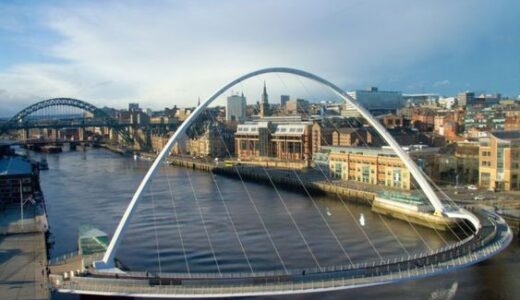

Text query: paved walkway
(0, 233), (48, 300)
(0, 205), (49, 300)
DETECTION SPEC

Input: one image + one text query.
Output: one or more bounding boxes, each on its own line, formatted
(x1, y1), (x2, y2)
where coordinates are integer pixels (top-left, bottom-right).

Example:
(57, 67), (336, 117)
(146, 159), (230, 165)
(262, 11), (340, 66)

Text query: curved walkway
(48, 207), (512, 298)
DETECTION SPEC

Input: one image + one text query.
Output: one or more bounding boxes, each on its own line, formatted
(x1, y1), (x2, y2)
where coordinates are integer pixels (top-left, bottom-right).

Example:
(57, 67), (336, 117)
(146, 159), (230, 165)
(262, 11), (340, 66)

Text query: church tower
(260, 81), (270, 118)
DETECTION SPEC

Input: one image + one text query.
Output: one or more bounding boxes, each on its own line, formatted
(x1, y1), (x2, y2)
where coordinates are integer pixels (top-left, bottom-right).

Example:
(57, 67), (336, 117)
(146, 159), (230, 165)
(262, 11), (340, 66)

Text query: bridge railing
(48, 251), (81, 265)
(49, 208), (512, 296)
(52, 235), (508, 296)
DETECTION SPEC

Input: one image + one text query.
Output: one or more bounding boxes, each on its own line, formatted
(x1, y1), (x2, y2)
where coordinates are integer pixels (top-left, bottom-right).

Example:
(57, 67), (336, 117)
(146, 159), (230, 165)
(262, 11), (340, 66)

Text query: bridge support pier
(78, 127), (85, 141)
(19, 128), (29, 141)
(51, 129), (59, 142)
(109, 128), (118, 143)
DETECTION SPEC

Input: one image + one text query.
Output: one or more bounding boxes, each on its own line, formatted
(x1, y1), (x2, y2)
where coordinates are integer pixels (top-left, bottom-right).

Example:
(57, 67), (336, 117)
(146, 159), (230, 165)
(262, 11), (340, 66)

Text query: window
(293, 143), (301, 154)
(480, 172), (490, 187)
(392, 169), (402, 187)
(497, 146), (505, 170)
(362, 166), (370, 183)
(334, 163), (342, 178)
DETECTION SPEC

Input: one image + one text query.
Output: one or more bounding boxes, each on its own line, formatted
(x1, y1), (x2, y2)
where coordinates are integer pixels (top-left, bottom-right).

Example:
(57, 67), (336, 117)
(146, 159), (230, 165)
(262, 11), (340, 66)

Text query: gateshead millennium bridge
(45, 67), (512, 298)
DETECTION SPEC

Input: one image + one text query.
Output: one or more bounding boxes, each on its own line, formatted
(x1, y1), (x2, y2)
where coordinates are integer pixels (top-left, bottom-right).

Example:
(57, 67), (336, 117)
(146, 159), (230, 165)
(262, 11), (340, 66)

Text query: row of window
(237, 127), (259, 132)
(276, 127), (304, 133)
(333, 173), (407, 188)
(331, 165), (408, 177)
(330, 160), (404, 169)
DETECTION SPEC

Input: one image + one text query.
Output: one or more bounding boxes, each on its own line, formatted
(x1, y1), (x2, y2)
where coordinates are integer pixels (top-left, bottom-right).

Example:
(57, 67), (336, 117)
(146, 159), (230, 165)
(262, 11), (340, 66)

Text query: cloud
(0, 0), (516, 116)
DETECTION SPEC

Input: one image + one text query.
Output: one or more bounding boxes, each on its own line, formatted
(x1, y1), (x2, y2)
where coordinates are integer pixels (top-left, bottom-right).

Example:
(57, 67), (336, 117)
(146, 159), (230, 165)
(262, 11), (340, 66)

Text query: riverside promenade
(0, 204), (49, 300)
(169, 157), (379, 204)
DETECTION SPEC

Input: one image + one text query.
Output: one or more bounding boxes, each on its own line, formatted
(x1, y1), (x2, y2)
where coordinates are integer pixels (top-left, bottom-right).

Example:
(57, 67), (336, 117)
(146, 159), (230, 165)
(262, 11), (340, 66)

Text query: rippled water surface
(28, 148), (519, 299)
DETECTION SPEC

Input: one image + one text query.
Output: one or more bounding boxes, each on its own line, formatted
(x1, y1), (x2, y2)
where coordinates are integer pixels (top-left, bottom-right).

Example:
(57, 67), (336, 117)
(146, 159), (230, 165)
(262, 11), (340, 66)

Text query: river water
(27, 148), (519, 299)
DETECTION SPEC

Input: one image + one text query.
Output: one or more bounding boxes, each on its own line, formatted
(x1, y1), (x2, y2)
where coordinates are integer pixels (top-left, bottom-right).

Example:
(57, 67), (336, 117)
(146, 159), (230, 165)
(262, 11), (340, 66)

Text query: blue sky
(0, 0), (519, 116)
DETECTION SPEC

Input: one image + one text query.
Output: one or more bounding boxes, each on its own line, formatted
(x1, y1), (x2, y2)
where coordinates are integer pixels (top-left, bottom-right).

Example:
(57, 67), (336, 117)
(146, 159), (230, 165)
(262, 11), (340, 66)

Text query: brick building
(235, 121), (321, 162)
(411, 108), (435, 131)
(327, 146), (412, 190)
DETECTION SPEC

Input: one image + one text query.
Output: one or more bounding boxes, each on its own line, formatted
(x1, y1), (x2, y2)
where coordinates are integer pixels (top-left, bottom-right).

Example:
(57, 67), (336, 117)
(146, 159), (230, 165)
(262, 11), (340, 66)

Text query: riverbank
(99, 143), (132, 156)
(169, 157), (461, 231)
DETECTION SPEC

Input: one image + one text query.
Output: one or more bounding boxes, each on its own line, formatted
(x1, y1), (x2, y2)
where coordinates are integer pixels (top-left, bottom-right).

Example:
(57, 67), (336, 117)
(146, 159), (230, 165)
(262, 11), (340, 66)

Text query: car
(466, 185), (477, 190)
(474, 195), (486, 201)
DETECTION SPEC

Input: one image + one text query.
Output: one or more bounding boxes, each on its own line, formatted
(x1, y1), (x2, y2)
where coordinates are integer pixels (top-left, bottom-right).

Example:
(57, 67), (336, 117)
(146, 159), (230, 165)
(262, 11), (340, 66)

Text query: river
(26, 148), (519, 299)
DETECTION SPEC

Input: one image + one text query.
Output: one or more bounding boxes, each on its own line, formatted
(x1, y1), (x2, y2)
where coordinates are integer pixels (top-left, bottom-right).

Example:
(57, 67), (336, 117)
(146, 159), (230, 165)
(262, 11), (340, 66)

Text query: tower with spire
(260, 81), (270, 118)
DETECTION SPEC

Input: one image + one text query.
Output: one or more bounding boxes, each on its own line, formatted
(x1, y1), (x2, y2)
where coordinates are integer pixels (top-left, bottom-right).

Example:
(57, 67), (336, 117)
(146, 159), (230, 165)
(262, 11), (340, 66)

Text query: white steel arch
(95, 67), (479, 269)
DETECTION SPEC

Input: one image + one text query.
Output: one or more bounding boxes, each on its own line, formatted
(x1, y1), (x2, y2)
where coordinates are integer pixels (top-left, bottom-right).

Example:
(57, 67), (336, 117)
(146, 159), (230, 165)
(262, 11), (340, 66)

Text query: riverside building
(327, 146), (412, 190)
(234, 120), (322, 163)
(479, 131), (520, 191)
(0, 155), (39, 207)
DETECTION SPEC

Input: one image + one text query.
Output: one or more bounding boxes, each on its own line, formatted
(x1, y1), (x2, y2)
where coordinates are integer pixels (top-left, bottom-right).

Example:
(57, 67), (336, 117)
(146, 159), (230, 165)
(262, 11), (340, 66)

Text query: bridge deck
(48, 208), (512, 298)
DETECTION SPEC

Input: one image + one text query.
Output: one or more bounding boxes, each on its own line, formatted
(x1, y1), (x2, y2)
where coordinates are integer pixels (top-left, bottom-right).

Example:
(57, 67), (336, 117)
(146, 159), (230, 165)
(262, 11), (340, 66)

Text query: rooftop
(0, 157), (33, 176)
(236, 122), (271, 135)
(336, 127), (361, 134)
(273, 124), (306, 135)
(490, 131), (520, 141)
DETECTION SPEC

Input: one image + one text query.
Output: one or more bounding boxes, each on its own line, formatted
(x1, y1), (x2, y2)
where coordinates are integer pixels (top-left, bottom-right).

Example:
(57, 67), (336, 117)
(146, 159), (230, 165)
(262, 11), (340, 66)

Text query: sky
(0, 0), (519, 117)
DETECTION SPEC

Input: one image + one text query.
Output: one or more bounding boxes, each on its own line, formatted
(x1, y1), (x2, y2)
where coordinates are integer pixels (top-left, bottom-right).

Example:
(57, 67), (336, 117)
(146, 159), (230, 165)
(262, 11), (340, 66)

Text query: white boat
(359, 213), (365, 226)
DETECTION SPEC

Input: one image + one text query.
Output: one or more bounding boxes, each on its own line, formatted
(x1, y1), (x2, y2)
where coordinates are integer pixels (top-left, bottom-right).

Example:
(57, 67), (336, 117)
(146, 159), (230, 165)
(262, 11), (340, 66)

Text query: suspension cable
(164, 166), (192, 276)
(289, 74), (456, 252)
(149, 179), (163, 274)
(190, 126), (254, 273)
(185, 163), (223, 276)
(205, 103), (323, 268)
(252, 76), (356, 264)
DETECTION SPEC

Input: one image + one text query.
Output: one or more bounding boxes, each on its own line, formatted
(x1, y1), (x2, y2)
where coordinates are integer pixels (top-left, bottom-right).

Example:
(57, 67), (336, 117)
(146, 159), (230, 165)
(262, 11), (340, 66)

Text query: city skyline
(1, 0), (519, 116)
(0, 2), (517, 299)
